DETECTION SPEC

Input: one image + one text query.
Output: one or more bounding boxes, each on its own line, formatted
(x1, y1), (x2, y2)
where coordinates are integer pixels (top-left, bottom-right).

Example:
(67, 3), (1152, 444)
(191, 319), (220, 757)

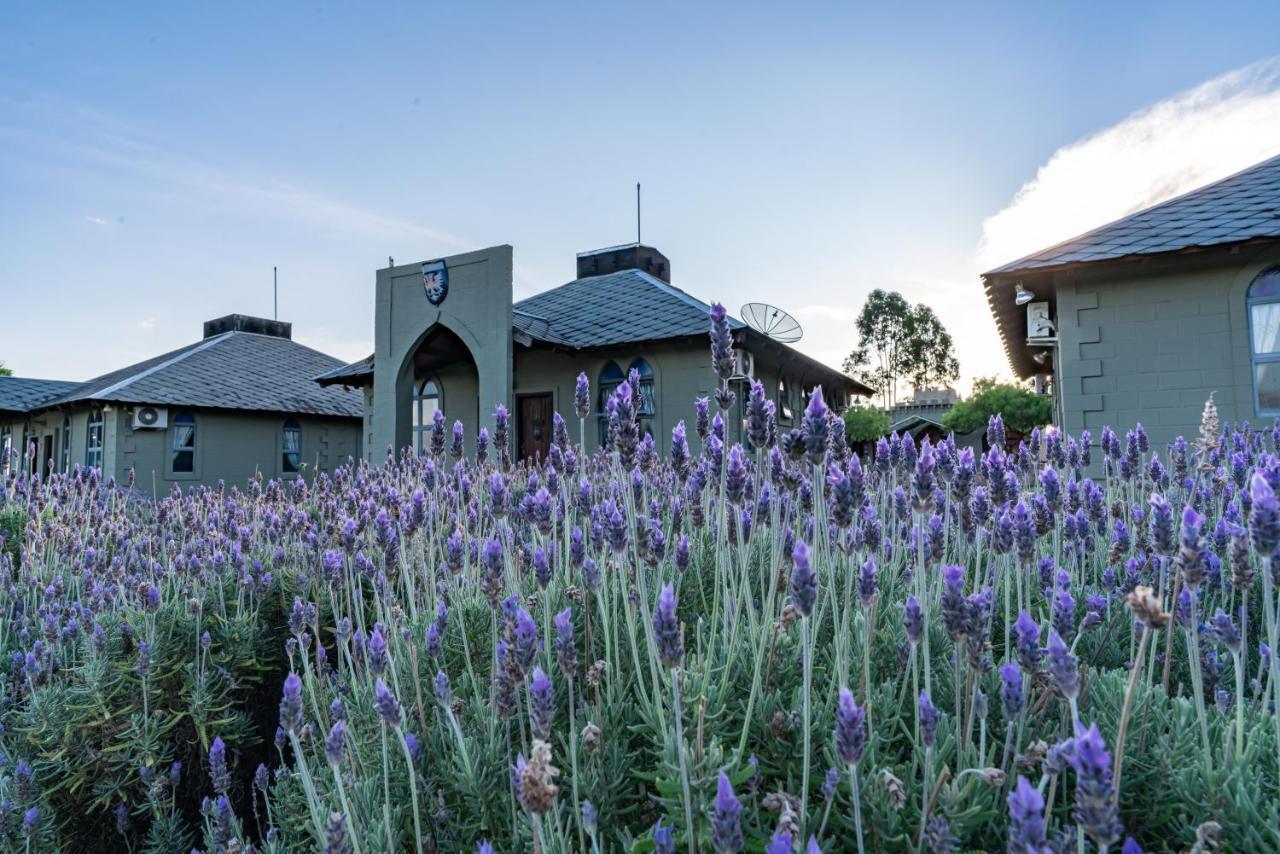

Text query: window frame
(61, 415), (71, 473)
(596, 360), (626, 447)
(1249, 267), (1280, 416)
(411, 378), (442, 454)
(168, 410), (198, 479)
(282, 418), (302, 475)
(86, 407), (104, 470)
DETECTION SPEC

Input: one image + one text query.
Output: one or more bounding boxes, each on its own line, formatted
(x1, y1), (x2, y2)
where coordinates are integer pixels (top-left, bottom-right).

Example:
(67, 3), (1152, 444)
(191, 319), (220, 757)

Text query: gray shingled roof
(986, 153), (1280, 275)
(44, 332), (363, 418)
(0, 377), (80, 414)
(317, 266), (869, 395)
(512, 268), (745, 347)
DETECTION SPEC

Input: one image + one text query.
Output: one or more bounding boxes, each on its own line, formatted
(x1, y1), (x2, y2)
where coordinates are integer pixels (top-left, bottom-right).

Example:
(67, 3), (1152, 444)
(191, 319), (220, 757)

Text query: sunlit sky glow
(4, 3), (1280, 394)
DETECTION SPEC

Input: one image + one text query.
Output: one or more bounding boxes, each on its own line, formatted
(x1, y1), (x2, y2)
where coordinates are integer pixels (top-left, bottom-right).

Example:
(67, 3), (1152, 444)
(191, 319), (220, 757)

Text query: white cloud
(977, 59), (1280, 271)
(137, 317), (157, 329)
(84, 214), (108, 226)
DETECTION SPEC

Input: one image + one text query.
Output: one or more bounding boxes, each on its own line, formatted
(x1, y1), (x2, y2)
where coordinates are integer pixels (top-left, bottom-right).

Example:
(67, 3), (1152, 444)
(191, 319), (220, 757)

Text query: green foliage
(0, 362), (12, 377)
(0, 506), (24, 560)
(941, 376), (1051, 435)
(843, 404), (891, 443)
(843, 288), (960, 409)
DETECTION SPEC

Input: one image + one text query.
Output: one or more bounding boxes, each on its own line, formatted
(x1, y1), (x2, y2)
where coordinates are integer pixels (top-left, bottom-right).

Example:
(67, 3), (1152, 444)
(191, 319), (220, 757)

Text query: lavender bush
(1, 330), (1279, 852)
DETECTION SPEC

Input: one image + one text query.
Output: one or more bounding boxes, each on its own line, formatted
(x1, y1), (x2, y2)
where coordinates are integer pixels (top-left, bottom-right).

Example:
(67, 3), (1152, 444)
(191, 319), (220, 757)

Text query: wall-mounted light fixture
(1014, 282), (1035, 306)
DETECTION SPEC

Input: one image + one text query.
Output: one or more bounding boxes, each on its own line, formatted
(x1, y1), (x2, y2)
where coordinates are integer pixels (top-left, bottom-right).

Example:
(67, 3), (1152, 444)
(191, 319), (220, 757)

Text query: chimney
(576, 243), (671, 283)
(203, 313), (293, 340)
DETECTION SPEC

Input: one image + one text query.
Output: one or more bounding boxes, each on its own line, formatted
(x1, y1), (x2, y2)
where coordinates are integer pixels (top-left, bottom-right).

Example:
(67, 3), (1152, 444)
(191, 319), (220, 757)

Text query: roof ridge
(87, 332), (233, 400)
(984, 151), (1280, 276)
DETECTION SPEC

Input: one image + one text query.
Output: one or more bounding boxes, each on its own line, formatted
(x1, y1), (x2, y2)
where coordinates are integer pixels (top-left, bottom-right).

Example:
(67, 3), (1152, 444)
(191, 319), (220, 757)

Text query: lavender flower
(574, 372), (591, 419)
(279, 672), (303, 732)
(374, 678), (402, 727)
(904, 595), (923, 645)
(1046, 629), (1079, 702)
(654, 818), (675, 854)
(528, 667), (554, 740)
(803, 387), (829, 467)
(1251, 472), (1280, 558)
(653, 585), (685, 669)
(712, 772), (743, 853)
(919, 691), (940, 748)
(209, 736), (230, 795)
(1067, 724), (1123, 847)
(325, 720), (346, 766)
(834, 687), (867, 764)
(791, 539), (817, 618)
(1006, 776), (1051, 853)
(1000, 661), (1024, 718)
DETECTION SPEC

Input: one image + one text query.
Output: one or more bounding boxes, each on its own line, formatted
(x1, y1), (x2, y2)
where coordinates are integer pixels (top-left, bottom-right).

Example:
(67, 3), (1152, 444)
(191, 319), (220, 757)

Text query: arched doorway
(398, 325), (480, 455)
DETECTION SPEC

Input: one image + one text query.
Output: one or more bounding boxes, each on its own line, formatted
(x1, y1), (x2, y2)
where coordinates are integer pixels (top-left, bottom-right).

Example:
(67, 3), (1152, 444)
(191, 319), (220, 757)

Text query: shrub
(843, 404), (891, 443)
(941, 376), (1051, 435)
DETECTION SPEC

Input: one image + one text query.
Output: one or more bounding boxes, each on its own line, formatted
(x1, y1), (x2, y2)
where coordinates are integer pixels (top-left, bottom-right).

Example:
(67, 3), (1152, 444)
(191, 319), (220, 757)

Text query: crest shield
(423, 260), (449, 306)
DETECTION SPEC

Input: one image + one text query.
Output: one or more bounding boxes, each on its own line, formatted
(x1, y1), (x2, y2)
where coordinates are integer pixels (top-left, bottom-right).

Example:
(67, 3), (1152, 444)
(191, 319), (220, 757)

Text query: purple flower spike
(279, 672), (303, 732)
(554, 608), (577, 679)
(834, 687), (867, 765)
(1046, 628), (1079, 702)
(209, 736), (230, 795)
(1007, 776), (1050, 853)
(711, 771), (743, 853)
(528, 667), (554, 740)
(1251, 472), (1280, 558)
(574, 372), (591, 419)
(766, 831), (792, 854)
(374, 678), (402, 727)
(325, 720), (346, 766)
(904, 595), (923, 645)
(653, 818), (675, 854)
(803, 387), (829, 466)
(1067, 724), (1123, 848)
(653, 585), (685, 669)
(999, 661), (1024, 717)
(919, 690), (940, 748)
(791, 539), (817, 618)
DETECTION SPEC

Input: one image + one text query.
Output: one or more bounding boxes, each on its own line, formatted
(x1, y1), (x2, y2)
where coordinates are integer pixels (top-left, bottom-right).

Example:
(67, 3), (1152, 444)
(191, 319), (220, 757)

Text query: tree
(0, 362), (11, 377)
(941, 376), (1051, 436)
(843, 404), (891, 443)
(842, 289), (959, 409)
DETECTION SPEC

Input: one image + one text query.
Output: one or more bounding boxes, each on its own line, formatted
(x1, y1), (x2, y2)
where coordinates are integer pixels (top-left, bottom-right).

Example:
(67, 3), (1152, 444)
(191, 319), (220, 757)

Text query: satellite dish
(740, 302), (803, 343)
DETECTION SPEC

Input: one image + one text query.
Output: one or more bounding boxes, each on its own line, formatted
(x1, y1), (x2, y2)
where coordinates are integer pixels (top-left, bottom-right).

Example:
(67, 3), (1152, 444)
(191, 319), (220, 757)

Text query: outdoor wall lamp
(1014, 282), (1035, 306)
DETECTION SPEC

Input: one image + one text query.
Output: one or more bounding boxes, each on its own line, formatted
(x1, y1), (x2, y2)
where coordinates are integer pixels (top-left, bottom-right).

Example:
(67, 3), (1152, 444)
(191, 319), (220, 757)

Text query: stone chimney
(576, 243), (671, 283)
(203, 314), (292, 340)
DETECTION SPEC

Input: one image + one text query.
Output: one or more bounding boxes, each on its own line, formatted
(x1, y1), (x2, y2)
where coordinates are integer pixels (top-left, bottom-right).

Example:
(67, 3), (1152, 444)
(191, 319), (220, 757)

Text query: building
(983, 153), (1280, 448)
(0, 314), (362, 491)
(317, 243), (870, 460)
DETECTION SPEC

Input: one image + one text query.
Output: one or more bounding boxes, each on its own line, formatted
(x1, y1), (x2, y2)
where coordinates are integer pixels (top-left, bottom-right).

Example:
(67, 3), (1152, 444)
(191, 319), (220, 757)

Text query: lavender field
(2, 307), (1278, 852)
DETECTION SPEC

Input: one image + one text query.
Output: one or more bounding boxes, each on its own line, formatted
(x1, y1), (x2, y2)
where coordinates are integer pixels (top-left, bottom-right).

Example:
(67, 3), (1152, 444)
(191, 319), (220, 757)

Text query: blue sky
(5, 2), (1280, 388)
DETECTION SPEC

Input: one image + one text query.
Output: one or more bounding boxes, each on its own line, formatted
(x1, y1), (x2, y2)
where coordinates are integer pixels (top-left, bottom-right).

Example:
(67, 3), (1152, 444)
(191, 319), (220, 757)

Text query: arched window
(86, 408), (104, 469)
(1250, 267), (1280, 414)
(0, 425), (10, 475)
(628, 358), (656, 417)
(412, 379), (441, 454)
(282, 419), (301, 473)
(778, 376), (794, 422)
(171, 411), (196, 474)
(597, 361), (625, 446)
(61, 415), (71, 472)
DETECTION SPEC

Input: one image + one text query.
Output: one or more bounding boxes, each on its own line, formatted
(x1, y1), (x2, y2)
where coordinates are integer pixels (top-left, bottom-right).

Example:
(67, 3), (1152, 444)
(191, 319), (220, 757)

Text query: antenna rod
(636, 182), (641, 244)
(273, 266), (278, 320)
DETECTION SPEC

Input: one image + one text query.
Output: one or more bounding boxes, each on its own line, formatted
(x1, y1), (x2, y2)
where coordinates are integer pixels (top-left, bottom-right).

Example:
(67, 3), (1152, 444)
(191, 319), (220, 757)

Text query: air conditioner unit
(132, 406), (168, 430)
(732, 349), (754, 379)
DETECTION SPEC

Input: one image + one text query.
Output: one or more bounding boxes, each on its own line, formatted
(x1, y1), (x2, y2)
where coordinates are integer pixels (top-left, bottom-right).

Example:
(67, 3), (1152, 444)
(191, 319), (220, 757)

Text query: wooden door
(519, 394), (553, 462)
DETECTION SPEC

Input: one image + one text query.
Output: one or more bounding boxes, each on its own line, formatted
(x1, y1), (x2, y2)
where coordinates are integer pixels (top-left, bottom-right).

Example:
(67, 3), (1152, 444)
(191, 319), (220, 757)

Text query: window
(61, 416), (71, 472)
(282, 419), (301, 473)
(628, 359), (656, 416)
(86, 408), (104, 469)
(597, 361), (625, 446)
(171, 411), (196, 474)
(1250, 268), (1280, 414)
(779, 376), (794, 422)
(411, 379), (441, 454)
(0, 426), (10, 475)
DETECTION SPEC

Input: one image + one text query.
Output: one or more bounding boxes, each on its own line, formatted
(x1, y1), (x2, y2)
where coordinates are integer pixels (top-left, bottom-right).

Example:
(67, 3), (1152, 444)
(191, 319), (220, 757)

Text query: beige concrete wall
(513, 340), (715, 453)
(3, 405), (360, 491)
(1053, 242), (1280, 451)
